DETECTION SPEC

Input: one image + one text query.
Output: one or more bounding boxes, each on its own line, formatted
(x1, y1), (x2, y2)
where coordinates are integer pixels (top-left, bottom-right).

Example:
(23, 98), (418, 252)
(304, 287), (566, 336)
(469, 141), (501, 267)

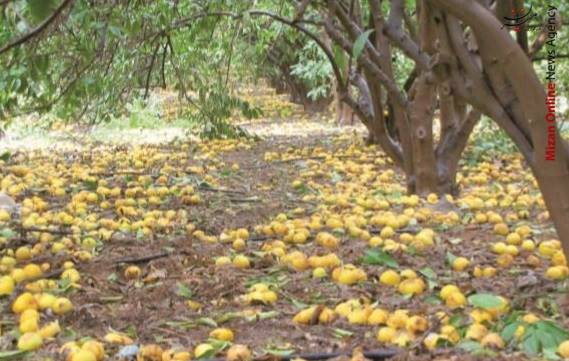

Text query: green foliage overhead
(0, 0), (567, 137)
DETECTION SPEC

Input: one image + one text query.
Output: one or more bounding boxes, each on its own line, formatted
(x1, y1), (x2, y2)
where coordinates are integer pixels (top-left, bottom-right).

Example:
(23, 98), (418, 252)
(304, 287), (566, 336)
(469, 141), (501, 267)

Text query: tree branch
(144, 39), (162, 99)
(529, 10), (562, 59)
(0, 0), (75, 56)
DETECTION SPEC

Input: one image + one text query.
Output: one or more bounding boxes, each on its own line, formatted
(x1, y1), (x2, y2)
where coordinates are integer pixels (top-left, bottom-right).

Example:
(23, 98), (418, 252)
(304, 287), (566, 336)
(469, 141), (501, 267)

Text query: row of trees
(0, 0), (568, 256)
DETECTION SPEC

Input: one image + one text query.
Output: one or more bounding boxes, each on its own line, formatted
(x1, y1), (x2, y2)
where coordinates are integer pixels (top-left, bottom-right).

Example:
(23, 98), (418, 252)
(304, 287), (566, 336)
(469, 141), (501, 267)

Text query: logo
(501, 4), (538, 32)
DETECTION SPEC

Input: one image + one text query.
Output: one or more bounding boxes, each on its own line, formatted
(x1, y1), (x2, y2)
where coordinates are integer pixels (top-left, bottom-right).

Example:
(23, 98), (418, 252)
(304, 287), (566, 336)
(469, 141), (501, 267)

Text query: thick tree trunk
(333, 79), (356, 125)
(408, 74), (438, 194)
(431, 0), (569, 256)
(321, 0), (569, 256)
(327, 0), (471, 196)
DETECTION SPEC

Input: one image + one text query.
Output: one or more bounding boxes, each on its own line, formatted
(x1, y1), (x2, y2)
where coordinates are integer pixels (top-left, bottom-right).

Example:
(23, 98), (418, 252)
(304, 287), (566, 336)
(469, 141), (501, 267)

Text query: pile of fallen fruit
(0, 123), (568, 361)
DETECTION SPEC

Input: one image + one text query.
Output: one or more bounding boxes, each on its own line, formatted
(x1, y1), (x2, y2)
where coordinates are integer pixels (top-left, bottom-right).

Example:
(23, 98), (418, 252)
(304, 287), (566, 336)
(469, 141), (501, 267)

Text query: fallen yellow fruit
(124, 265), (142, 280)
(70, 349), (97, 361)
(312, 267), (327, 278)
(19, 317), (38, 333)
(37, 292), (57, 310)
(138, 344), (164, 361)
(452, 257), (470, 271)
(226, 344), (252, 361)
(522, 313), (539, 324)
(367, 308), (389, 325)
(39, 320), (61, 339)
(81, 340), (105, 361)
(17, 332), (43, 351)
(103, 332), (133, 345)
(232, 255), (250, 269)
(379, 270), (400, 286)
(347, 306), (372, 325)
(480, 332), (504, 349)
(465, 323), (488, 341)
(398, 278), (425, 296)
(163, 350), (192, 361)
(546, 266), (569, 280)
(558, 340), (569, 358)
(376, 327), (397, 343)
(445, 291), (466, 309)
(336, 266), (367, 285)
(439, 285), (460, 300)
(194, 343), (215, 358)
(293, 306), (317, 325)
(12, 292), (38, 314)
(215, 256), (231, 266)
(210, 328), (234, 341)
(406, 315), (428, 333)
(440, 325), (460, 344)
(0, 275), (15, 295)
(52, 297), (73, 315)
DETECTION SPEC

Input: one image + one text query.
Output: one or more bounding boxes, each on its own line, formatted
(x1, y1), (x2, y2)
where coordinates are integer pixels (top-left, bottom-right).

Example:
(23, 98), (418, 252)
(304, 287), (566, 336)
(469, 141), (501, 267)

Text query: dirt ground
(0, 93), (567, 361)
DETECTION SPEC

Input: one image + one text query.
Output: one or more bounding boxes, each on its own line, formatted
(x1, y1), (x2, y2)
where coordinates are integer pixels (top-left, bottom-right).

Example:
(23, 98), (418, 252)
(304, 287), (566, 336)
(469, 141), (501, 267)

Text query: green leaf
(449, 314), (465, 328)
(0, 228), (15, 238)
(209, 339), (231, 352)
(446, 251), (457, 265)
(423, 295), (441, 305)
(176, 283), (194, 299)
(195, 345), (217, 359)
(536, 320), (569, 344)
(290, 297), (308, 310)
(543, 347), (561, 360)
(83, 179), (98, 191)
(197, 317), (218, 327)
(501, 321), (521, 342)
(333, 328), (354, 338)
(106, 273), (118, 283)
(536, 329), (557, 350)
(216, 312), (242, 324)
(522, 333), (540, 355)
(0, 351), (28, 360)
(361, 249), (399, 268)
(352, 29), (374, 59)
(249, 310), (273, 321)
(263, 347), (295, 357)
(419, 267), (437, 279)
(54, 277), (73, 293)
(27, 0), (57, 22)
(468, 293), (504, 309)
(333, 44), (348, 80)
(419, 267), (438, 289)
(458, 340), (483, 353)
(243, 311), (279, 322)
(0, 152), (10, 161)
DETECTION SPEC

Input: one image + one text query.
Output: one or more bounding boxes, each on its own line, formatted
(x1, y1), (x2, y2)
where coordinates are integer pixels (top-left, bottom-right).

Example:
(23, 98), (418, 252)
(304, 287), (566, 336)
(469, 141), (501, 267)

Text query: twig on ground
(198, 185), (248, 195)
(199, 349), (399, 361)
(228, 197), (261, 203)
(112, 251), (171, 264)
(20, 226), (75, 235)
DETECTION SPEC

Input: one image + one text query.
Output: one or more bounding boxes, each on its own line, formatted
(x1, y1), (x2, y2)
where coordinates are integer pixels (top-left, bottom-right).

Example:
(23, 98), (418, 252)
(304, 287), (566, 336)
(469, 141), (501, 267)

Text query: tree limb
(144, 39), (162, 99)
(529, 10), (562, 59)
(0, 0), (75, 56)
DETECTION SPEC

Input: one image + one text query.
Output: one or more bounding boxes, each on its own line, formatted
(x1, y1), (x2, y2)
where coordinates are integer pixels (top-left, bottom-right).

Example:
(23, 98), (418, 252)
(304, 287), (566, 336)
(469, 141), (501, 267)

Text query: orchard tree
(0, 0), (264, 136)
(245, 0), (569, 256)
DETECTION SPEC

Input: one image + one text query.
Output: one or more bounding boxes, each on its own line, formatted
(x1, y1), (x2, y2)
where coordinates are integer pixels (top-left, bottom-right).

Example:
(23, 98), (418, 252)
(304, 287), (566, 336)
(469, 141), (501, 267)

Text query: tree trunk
(430, 0), (569, 256)
(408, 74), (438, 194)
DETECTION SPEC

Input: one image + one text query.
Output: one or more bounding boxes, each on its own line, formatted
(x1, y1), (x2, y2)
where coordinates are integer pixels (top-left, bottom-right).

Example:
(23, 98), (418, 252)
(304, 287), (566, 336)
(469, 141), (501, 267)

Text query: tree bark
(430, 0), (569, 257)
(408, 74), (438, 194)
